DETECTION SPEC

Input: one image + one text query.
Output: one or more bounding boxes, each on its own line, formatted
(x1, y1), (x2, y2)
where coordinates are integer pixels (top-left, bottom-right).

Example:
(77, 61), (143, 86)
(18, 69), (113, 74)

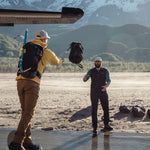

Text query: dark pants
(90, 88), (109, 129)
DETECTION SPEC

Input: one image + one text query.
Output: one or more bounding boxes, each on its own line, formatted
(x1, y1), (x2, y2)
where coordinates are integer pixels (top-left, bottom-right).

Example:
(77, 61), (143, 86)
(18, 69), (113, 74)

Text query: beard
(45, 39), (48, 44)
(95, 64), (101, 68)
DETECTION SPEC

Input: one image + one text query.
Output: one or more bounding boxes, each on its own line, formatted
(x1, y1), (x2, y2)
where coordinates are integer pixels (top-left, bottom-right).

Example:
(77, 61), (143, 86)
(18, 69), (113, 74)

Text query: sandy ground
(0, 72), (150, 133)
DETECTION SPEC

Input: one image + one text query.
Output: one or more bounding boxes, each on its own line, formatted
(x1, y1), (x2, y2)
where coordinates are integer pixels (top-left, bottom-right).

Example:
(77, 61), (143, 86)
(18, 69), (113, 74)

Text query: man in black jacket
(83, 57), (113, 135)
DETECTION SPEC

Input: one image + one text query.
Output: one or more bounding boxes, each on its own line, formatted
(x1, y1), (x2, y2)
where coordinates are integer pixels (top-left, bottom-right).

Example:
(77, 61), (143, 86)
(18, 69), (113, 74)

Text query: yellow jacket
(16, 39), (63, 84)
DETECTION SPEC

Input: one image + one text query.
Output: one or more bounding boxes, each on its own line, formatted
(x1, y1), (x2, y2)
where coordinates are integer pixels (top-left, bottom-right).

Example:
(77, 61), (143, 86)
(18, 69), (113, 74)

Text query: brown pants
(13, 79), (40, 144)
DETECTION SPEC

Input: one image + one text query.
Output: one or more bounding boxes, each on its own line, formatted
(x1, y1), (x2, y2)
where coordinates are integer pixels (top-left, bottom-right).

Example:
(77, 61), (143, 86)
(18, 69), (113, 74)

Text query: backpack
(131, 106), (145, 118)
(17, 42), (43, 79)
(68, 42), (84, 68)
(119, 105), (131, 114)
(147, 109), (150, 118)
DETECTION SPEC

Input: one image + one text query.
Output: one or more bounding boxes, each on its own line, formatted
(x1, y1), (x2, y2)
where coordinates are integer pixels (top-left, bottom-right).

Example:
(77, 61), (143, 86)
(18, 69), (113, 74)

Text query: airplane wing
(0, 7), (84, 26)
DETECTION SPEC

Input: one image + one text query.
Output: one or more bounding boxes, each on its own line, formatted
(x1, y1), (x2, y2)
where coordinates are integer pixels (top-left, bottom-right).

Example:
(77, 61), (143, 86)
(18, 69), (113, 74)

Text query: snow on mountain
(104, 0), (148, 12)
(25, 0), (42, 6)
(0, 0), (148, 12)
(0, 0), (11, 7)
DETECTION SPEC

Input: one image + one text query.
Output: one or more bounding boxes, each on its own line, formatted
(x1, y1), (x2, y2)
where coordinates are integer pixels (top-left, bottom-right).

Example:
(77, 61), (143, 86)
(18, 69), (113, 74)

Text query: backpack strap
(17, 70), (41, 79)
(37, 71), (41, 79)
(77, 63), (83, 69)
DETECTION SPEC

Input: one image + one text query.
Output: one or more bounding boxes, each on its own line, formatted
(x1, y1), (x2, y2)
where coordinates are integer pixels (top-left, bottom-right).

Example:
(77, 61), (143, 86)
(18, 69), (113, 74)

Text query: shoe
(23, 142), (43, 150)
(104, 124), (113, 131)
(8, 142), (25, 150)
(92, 128), (97, 137)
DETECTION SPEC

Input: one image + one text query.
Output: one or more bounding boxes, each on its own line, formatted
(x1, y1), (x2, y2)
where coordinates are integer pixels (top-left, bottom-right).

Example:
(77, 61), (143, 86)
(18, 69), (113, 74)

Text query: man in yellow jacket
(9, 30), (64, 150)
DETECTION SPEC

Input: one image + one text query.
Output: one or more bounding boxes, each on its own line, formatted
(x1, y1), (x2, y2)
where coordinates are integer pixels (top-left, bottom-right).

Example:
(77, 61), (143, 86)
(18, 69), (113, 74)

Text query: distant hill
(49, 24), (150, 62)
(1, 24), (150, 62)
(0, 24), (75, 57)
(0, 34), (21, 57)
(0, 25), (75, 42)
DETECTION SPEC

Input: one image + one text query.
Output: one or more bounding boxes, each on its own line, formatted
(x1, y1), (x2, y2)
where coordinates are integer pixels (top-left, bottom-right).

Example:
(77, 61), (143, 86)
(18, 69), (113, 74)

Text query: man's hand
(101, 86), (106, 92)
(83, 75), (89, 82)
(61, 57), (65, 62)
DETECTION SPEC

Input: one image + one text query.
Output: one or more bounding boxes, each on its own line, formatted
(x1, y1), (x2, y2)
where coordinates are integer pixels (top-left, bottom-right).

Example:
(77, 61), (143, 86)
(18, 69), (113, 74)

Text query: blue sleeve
(85, 70), (91, 81)
(87, 70), (91, 76)
(106, 70), (111, 83)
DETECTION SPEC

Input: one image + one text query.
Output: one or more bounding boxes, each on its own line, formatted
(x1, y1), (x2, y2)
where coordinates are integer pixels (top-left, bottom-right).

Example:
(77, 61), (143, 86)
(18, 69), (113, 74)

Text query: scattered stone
(41, 127), (53, 131)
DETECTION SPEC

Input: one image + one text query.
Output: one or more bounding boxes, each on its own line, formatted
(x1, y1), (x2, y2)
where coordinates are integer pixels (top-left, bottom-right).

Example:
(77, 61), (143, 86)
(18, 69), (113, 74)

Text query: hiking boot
(101, 125), (113, 132)
(8, 142), (25, 150)
(92, 128), (97, 137)
(23, 143), (43, 150)
(104, 124), (113, 131)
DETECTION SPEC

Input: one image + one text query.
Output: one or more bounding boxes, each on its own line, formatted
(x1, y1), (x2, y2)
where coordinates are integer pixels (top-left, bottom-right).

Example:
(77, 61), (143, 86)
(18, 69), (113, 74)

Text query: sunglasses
(95, 61), (101, 62)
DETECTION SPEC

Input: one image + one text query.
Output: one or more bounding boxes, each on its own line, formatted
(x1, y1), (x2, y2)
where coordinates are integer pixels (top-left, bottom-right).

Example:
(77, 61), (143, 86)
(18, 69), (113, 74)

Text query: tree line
(1, 57), (150, 73)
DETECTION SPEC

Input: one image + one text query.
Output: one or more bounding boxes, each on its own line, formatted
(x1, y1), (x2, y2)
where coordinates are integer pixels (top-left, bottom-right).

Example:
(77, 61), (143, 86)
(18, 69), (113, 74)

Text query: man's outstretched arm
(83, 70), (91, 82)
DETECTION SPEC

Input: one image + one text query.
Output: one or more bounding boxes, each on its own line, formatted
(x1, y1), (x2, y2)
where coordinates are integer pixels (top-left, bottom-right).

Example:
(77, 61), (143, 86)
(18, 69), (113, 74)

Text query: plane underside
(0, 7), (84, 26)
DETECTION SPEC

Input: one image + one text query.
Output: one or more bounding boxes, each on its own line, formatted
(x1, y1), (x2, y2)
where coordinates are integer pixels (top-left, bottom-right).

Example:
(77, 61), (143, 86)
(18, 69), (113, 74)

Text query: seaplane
(0, 7), (84, 26)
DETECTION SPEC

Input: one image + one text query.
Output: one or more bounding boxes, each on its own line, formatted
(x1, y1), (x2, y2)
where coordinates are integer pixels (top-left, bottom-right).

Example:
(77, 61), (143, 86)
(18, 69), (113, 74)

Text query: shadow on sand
(69, 106), (91, 122)
(50, 132), (110, 150)
(50, 132), (92, 150)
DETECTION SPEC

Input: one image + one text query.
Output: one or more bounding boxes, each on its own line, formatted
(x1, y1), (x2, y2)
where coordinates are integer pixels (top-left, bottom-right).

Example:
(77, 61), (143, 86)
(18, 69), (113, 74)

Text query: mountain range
(1, 0), (150, 63)
(0, 0), (150, 26)
(1, 23), (150, 63)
